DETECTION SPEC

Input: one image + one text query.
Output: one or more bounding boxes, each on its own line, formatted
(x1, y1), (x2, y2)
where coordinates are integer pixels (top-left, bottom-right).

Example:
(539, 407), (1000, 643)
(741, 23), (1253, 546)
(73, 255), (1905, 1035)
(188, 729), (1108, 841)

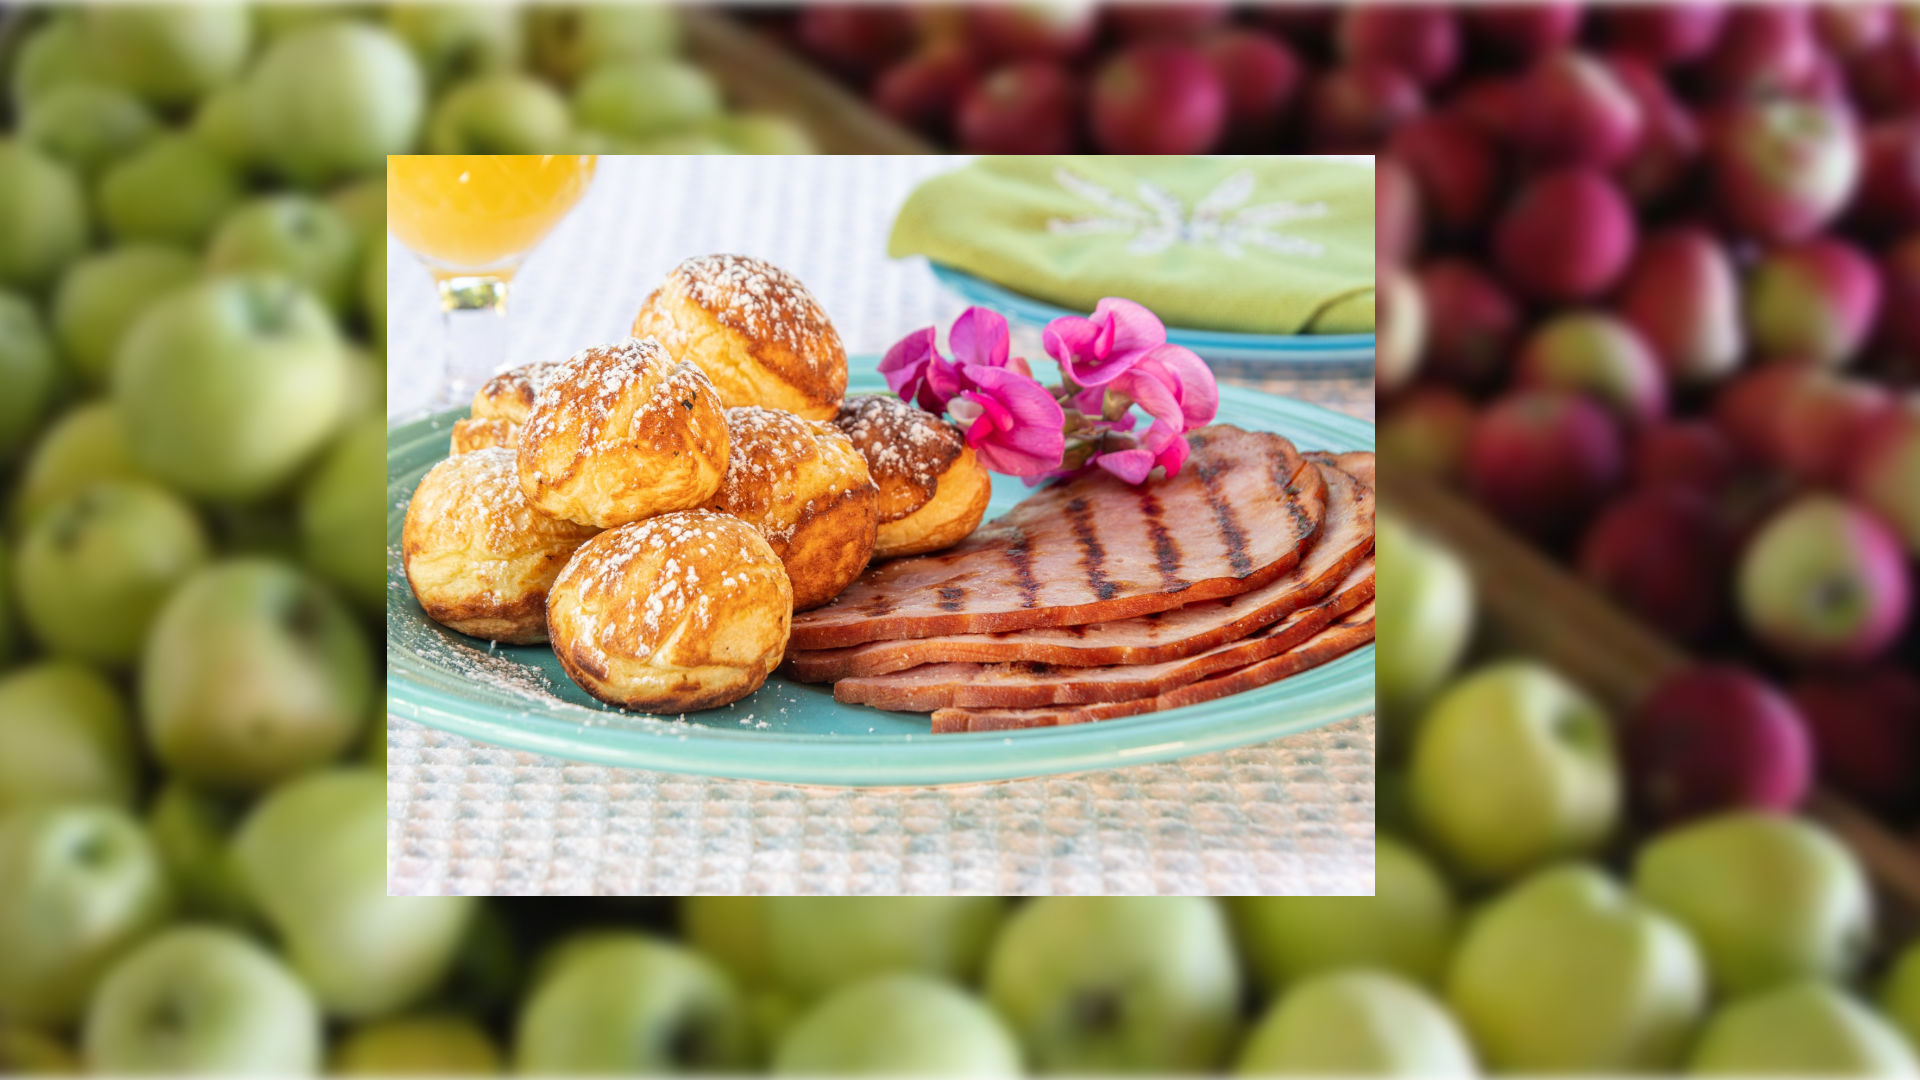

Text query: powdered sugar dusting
(554, 509), (751, 662)
(475, 360), (566, 422)
(519, 337), (717, 476)
(834, 393), (963, 494)
(672, 254), (841, 357)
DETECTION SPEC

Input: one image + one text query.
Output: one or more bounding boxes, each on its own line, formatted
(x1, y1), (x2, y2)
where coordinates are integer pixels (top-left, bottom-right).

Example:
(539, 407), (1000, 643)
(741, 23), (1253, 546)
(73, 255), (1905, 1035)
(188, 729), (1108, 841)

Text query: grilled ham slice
(788, 426), (1327, 650)
(835, 558), (1374, 711)
(930, 600), (1376, 733)
(786, 452), (1374, 680)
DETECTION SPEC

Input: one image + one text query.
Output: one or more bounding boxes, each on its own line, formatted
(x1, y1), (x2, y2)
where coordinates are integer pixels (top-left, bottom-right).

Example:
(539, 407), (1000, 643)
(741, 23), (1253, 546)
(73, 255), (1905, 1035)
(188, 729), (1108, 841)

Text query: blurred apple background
(2, 0), (1920, 1075)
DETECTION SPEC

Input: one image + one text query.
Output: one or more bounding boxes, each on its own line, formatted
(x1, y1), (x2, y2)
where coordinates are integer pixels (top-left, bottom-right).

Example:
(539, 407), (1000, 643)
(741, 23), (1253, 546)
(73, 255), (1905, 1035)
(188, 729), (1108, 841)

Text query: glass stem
(434, 275), (512, 410)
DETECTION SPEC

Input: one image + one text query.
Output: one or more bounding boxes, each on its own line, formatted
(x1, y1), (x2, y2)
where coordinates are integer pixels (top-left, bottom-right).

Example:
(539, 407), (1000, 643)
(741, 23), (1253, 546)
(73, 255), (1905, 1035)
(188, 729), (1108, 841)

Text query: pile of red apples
(1371, 5), (1920, 829)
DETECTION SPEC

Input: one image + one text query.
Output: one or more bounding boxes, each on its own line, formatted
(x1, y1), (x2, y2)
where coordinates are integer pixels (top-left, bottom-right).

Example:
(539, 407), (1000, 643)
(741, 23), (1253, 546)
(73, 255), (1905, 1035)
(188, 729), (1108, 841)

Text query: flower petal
(954, 364), (1066, 476)
(1092, 447), (1156, 485)
(950, 307), (1010, 370)
(1093, 297), (1168, 361)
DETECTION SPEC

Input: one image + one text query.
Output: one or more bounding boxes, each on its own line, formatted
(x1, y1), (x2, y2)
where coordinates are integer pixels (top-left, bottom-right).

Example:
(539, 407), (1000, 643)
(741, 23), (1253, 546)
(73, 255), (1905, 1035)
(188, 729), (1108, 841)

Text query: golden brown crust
(709, 406), (878, 611)
(631, 254), (848, 421)
(471, 361), (566, 425)
(401, 447), (600, 644)
(832, 394), (968, 523)
(450, 417), (518, 455)
(545, 510), (792, 712)
(872, 445), (991, 560)
(515, 338), (731, 529)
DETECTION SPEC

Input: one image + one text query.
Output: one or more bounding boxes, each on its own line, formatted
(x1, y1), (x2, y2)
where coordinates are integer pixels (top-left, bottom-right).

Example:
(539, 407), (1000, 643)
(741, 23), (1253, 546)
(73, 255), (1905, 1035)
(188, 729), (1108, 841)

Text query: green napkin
(889, 156), (1376, 336)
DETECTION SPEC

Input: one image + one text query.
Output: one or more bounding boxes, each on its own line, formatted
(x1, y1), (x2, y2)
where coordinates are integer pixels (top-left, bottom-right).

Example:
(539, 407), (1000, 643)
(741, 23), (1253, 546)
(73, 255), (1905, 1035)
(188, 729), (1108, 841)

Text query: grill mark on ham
(835, 559), (1374, 711)
(1065, 497), (1119, 601)
(1140, 491), (1184, 591)
(930, 601), (1376, 733)
(788, 426), (1324, 649)
(1005, 528), (1040, 608)
(785, 454), (1374, 681)
(936, 586), (964, 611)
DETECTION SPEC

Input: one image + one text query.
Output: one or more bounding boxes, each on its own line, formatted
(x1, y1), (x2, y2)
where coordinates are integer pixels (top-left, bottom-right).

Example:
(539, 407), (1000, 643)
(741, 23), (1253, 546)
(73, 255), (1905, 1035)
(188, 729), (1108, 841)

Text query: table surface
(385, 156), (1376, 896)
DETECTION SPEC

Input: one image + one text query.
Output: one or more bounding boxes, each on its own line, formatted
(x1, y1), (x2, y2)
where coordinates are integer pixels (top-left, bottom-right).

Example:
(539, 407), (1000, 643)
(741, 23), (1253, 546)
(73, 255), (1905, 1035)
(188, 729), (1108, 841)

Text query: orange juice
(386, 155), (597, 278)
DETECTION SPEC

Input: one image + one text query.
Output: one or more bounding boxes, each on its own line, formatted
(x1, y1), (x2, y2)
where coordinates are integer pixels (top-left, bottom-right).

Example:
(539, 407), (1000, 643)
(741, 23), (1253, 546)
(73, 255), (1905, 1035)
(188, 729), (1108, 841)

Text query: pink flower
(1111, 343), (1219, 433)
(948, 364), (1065, 477)
(1093, 420), (1189, 485)
(1043, 297), (1170, 388)
(949, 306), (1032, 378)
(879, 326), (962, 413)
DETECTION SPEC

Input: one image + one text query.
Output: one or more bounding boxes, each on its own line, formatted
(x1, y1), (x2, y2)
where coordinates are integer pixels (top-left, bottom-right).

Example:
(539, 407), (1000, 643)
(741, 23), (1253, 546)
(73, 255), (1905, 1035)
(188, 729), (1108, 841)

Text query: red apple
(1617, 226), (1744, 385)
(1516, 311), (1668, 427)
(1387, 112), (1501, 235)
(1874, 234), (1920, 363)
(1516, 51), (1644, 168)
(1493, 168), (1637, 302)
(955, 62), (1078, 154)
(1416, 257), (1520, 388)
(872, 40), (978, 138)
(1602, 6), (1728, 65)
(1199, 28), (1300, 150)
(1849, 28), (1920, 118)
(1106, 4), (1230, 42)
(964, 4), (1096, 62)
(1378, 265), (1427, 396)
(1377, 159), (1422, 268)
(1709, 96), (1862, 244)
(1737, 494), (1912, 666)
(1449, 77), (1527, 144)
(1744, 237), (1884, 368)
(1466, 388), (1626, 541)
(1607, 55), (1703, 209)
(1794, 668), (1920, 815)
(1850, 120), (1920, 233)
(1699, 5), (1818, 100)
(1631, 419), (1740, 494)
(796, 5), (918, 82)
(1463, 4), (1583, 62)
(1624, 666), (1811, 825)
(1814, 3), (1895, 57)
(1337, 5), (1460, 87)
(1770, 374), (1896, 487)
(1848, 400), (1920, 555)
(1711, 364), (1826, 463)
(1089, 42), (1226, 155)
(1380, 385), (1476, 483)
(1306, 63), (1424, 153)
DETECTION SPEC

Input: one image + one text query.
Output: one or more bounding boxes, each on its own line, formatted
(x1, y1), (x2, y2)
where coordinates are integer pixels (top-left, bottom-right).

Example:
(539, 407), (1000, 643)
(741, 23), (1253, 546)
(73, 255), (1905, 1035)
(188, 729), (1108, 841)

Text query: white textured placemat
(386, 155), (1376, 896)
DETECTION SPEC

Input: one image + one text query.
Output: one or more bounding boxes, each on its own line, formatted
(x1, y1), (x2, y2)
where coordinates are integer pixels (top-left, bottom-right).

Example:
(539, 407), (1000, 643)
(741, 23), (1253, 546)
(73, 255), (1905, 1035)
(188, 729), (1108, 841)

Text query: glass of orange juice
(386, 155), (598, 406)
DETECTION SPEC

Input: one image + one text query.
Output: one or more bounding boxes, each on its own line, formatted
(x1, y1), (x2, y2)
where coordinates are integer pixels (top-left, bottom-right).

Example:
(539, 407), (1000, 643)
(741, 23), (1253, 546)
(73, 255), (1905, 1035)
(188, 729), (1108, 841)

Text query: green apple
(514, 932), (754, 1073)
(330, 179), (386, 246)
(711, 113), (819, 155)
(1409, 661), (1621, 882)
(339, 344), (382, 418)
(299, 421), (382, 614)
(0, 804), (172, 1024)
(51, 245), (199, 387)
(0, 536), (10, 662)
(256, 4), (371, 42)
(20, 83), (158, 180)
(1226, 835), (1456, 991)
(1445, 864), (1705, 1072)
(247, 21), (425, 187)
(572, 59), (723, 140)
(0, 661), (136, 812)
(235, 768), (475, 1018)
(0, 141), (88, 295)
(115, 274), (348, 501)
(190, 83), (255, 165)
(1690, 982), (1918, 1075)
(0, 1024), (78, 1073)
(764, 897), (1006, 1002)
(0, 290), (60, 463)
(387, 4), (522, 89)
(1632, 812), (1871, 997)
(10, 18), (103, 109)
(82, 4), (253, 108)
(333, 1013), (502, 1075)
(82, 925), (322, 1075)
(1880, 939), (1920, 1055)
(17, 481), (210, 667)
(96, 134), (242, 248)
(1234, 971), (1476, 1076)
(683, 897), (777, 988)
(142, 559), (371, 790)
(530, 5), (682, 85)
(625, 132), (739, 155)
(364, 239), (386, 348)
(206, 195), (361, 318)
(775, 974), (1022, 1076)
(11, 402), (143, 528)
(146, 780), (252, 922)
(428, 72), (574, 155)
(1376, 513), (1475, 748)
(985, 897), (1241, 1073)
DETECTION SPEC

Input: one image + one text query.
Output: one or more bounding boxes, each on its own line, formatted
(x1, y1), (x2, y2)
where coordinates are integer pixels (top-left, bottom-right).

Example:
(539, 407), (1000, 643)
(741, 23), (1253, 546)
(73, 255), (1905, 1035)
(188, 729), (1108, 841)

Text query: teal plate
(930, 263), (1377, 368)
(387, 362), (1375, 787)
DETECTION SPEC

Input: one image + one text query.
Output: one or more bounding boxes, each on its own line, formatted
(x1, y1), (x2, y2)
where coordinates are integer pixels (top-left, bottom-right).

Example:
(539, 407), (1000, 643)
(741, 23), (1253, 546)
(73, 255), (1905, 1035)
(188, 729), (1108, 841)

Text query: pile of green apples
(1375, 510), (1920, 1075)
